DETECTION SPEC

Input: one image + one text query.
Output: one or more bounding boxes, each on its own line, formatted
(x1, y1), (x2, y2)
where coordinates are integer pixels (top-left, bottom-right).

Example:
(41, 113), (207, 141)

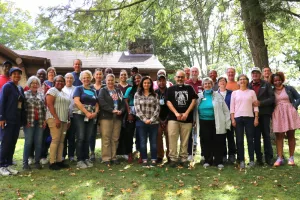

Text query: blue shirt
(198, 90), (215, 120)
(44, 80), (54, 87)
(124, 87), (135, 106)
(72, 71), (82, 86)
(73, 86), (97, 106)
(0, 81), (25, 124)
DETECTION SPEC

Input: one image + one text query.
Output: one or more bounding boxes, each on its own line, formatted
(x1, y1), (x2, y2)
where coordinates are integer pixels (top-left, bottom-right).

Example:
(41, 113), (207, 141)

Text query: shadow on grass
(1, 133), (300, 200)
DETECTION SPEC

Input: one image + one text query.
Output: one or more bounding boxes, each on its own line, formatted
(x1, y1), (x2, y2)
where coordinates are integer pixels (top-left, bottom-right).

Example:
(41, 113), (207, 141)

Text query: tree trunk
(240, 0), (269, 69)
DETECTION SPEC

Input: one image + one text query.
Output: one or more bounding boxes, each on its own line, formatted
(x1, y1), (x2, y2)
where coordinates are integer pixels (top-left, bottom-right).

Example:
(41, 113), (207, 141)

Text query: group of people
(0, 59), (299, 176)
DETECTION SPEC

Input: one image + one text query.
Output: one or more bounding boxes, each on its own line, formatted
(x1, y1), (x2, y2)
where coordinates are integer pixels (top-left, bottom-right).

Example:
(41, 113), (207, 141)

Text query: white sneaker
(123, 155), (129, 160)
(40, 158), (48, 165)
(217, 164), (224, 169)
(28, 157), (34, 165)
(77, 161), (88, 169)
(203, 163), (210, 168)
(187, 155), (193, 161)
(0, 167), (11, 176)
(7, 166), (19, 175)
(85, 159), (93, 168)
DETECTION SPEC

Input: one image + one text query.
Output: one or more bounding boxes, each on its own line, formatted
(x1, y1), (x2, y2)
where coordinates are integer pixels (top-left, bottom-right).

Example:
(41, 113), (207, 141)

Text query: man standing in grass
(166, 70), (198, 168)
(249, 67), (274, 166)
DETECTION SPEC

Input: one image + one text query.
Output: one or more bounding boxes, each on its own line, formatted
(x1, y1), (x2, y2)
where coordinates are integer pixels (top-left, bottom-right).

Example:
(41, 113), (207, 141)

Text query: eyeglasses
(176, 76), (184, 79)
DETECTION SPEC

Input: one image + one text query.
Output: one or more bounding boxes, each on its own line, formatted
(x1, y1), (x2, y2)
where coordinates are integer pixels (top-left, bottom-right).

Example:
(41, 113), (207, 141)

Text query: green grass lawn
(1, 132), (300, 200)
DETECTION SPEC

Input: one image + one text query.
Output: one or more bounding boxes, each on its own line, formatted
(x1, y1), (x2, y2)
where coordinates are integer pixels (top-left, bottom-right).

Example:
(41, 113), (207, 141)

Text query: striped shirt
(134, 92), (160, 124)
(46, 87), (71, 122)
(24, 90), (46, 127)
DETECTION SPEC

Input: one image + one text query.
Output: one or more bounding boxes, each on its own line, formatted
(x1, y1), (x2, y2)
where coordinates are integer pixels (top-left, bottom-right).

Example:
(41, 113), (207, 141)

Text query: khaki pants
(47, 118), (67, 164)
(168, 120), (192, 162)
(100, 117), (122, 162)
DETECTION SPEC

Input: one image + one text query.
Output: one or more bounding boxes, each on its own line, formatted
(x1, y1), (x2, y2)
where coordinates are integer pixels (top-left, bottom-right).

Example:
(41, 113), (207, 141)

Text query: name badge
(18, 101), (22, 109)
(203, 98), (207, 101)
(159, 99), (165, 105)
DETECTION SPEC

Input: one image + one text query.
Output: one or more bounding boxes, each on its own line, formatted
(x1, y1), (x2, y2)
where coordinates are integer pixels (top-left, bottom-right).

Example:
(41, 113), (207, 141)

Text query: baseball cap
(157, 74), (166, 79)
(9, 67), (22, 76)
(251, 67), (261, 73)
(3, 60), (13, 66)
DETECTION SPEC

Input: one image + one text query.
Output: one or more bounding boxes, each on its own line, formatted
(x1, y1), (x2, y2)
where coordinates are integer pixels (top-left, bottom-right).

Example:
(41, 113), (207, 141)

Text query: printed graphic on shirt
(84, 89), (96, 99)
(175, 91), (188, 106)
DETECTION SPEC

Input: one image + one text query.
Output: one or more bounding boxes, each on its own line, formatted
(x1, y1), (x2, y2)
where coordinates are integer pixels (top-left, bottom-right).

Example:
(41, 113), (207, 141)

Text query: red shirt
(251, 81), (261, 96)
(185, 79), (203, 93)
(0, 75), (9, 91)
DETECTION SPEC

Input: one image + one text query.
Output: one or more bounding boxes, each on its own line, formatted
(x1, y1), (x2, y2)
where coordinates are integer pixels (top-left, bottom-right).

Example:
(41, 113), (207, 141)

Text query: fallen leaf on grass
(132, 182), (138, 188)
(193, 185), (201, 191)
(142, 174), (147, 177)
(26, 193), (35, 200)
(69, 173), (76, 176)
(119, 170), (124, 172)
(99, 170), (105, 173)
(106, 192), (114, 196)
(59, 191), (65, 196)
(176, 189), (184, 195)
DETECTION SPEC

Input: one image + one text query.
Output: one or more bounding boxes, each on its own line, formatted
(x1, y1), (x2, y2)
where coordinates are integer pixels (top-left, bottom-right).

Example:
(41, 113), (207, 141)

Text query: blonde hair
(79, 70), (93, 81)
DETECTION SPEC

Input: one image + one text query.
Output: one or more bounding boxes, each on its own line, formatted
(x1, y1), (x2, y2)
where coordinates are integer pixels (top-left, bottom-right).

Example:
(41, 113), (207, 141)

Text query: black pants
(116, 126), (127, 155)
(41, 125), (51, 158)
(254, 115), (273, 161)
(223, 126), (236, 157)
(63, 118), (76, 158)
(124, 121), (135, 154)
(199, 120), (225, 165)
(0, 123), (20, 167)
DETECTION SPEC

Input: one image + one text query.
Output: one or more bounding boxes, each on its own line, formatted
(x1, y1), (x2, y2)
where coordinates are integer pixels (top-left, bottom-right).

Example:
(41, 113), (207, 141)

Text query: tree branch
(60, 0), (149, 13)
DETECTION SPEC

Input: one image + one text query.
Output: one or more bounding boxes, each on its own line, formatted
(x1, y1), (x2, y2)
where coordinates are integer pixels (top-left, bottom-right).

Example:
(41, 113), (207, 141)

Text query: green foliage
(0, 1), (36, 49)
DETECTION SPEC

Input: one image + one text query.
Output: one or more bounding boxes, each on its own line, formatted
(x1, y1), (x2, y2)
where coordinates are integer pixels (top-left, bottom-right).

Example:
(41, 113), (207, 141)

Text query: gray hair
(27, 76), (41, 87)
(65, 73), (75, 83)
(79, 70), (93, 81)
(106, 73), (115, 80)
(202, 77), (213, 86)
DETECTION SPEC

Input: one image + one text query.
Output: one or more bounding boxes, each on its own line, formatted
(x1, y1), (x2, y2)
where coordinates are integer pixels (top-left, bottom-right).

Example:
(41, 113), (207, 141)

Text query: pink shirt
(230, 89), (259, 118)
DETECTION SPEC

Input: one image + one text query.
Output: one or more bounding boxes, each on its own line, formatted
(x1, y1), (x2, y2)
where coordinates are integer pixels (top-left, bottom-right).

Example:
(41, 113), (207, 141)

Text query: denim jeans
(136, 120), (158, 160)
(235, 117), (255, 162)
(254, 114), (273, 161)
(23, 120), (44, 164)
(73, 114), (94, 161)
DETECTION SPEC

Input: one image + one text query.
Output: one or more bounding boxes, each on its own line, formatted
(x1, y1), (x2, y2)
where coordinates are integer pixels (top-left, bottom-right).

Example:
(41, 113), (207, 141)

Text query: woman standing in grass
(230, 74), (259, 169)
(271, 72), (300, 167)
(134, 76), (160, 167)
(23, 76), (46, 170)
(46, 75), (71, 170)
(98, 74), (125, 166)
(73, 70), (99, 169)
(89, 68), (104, 161)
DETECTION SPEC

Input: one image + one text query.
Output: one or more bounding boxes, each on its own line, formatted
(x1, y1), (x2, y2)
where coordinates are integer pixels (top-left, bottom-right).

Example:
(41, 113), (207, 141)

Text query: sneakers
(248, 161), (255, 168)
(288, 157), (295, 166)
(84, 160), (93, 168)
(156, 157), (163, 164)
(90, 154), (96, 162)
(77, 161), (88, 169)
(142, 160), (148, 167)
(112, 160), (120, 165)
(217, 164), (224, 169)
(69, 157), (75, 162)
(273, 157), (283, 167)
(256, 159), (264, 166)
(49, 163), (61, 170)
(169, 161), (177, 168)
(150, 160), (157, 167)
(40, 158), (48, 165)
(0, 167), (11, 176)
(228, 155), (236, 164)
(180, 161), (190, 168)
(56, 162), (70, 169)
(23, 164), (31, 170)
(128, 153), (133, 164)
(35, 163), (42, 170)
(223, 156), (227, 163)
(123, 155), (129, 160)
(7, 166), (18, 175)
(187, 155), (193, 161)
(28, 157), (34, 165)
(240, 161), (245, 169)
(203, 163), (210, 168)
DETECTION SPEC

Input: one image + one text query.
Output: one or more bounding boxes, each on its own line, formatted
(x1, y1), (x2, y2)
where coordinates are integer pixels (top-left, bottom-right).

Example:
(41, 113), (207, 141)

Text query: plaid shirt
(24, 90), (46, 127)
(134, 92), (160, 124)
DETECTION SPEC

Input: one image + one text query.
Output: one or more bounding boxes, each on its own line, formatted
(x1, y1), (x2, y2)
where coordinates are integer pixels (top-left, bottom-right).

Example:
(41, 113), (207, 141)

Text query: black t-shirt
(165, 84), (198, 123)
(155, 88), (169, 121)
